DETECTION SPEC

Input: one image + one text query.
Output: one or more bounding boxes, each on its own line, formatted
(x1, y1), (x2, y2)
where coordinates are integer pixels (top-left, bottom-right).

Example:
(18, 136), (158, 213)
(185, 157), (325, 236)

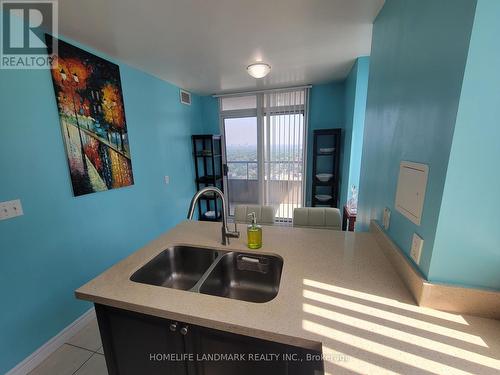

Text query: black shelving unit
(192, 134), (224, 221)
(311, 129), (341, 208)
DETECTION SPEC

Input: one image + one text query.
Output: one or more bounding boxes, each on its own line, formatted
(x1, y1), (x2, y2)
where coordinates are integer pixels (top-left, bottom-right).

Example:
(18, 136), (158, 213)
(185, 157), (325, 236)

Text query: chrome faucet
(187, 187), (240, 245)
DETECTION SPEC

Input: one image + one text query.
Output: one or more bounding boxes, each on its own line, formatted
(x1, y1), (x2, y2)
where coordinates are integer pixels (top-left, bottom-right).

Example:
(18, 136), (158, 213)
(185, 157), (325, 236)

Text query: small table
(342, 205), (357, 231)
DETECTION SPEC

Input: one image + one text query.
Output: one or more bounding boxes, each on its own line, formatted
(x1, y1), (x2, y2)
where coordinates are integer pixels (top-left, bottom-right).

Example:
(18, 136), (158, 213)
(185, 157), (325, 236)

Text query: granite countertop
(76, 220), (500, 375)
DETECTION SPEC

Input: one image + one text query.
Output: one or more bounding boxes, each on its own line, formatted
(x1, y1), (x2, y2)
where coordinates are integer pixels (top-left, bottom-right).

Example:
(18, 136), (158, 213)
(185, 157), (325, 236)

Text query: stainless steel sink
(199, 253), (283, 303)
(130, 246), (283, 303)
(130, 246), (219, 290)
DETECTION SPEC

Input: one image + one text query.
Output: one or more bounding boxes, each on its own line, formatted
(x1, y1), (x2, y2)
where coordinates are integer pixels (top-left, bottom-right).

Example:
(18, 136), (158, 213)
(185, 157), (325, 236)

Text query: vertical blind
(263, 88), (308, 221)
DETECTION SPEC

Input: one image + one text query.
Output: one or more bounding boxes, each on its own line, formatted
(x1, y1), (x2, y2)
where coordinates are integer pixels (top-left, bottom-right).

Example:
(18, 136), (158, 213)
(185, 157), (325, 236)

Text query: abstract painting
(46, 36), (134, 196)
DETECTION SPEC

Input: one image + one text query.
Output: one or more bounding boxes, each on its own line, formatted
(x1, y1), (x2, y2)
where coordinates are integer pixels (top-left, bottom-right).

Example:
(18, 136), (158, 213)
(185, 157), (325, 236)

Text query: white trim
(213, 85), (312, 98)
(256, 93), (264, 205)
(302, 87), (310, 206)
(6, 308), (96, 375)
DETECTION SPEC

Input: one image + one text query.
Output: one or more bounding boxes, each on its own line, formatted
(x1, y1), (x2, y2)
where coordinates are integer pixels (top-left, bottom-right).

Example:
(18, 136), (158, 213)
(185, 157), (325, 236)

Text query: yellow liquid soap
(247, 225), (262, 249)
(246, 212), (262, 249)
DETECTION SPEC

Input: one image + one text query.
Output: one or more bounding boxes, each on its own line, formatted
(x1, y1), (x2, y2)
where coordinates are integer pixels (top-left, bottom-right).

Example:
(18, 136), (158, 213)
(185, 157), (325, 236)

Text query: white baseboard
(6, 307), (96, 375)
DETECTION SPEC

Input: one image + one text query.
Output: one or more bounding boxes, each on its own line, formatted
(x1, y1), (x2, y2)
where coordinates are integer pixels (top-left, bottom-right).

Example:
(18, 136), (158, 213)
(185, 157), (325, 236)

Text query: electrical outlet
(164, 176), (170, 185)
(383, 207), (391, 230)
(410, 233), (423, 265)
(0, 199), (24, 221)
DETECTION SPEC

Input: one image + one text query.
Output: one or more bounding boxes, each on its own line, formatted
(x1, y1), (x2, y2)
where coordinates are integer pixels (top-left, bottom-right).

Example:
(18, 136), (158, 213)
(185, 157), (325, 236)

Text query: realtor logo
(1, 0), (58, 69)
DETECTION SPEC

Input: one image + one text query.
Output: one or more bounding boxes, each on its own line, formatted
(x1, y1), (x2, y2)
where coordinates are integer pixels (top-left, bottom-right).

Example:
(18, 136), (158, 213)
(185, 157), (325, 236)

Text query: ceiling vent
(180, 89), (191, 105)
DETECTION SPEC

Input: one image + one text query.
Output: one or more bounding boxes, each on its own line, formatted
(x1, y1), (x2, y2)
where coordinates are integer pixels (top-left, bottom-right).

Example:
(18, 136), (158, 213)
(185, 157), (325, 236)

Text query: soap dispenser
(247, 212), (262, 249)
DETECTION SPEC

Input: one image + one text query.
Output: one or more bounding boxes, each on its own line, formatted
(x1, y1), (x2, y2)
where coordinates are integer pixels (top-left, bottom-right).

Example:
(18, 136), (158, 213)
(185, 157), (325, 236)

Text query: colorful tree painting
(46, 36), (134, 196)
(101, 83), (126, 152)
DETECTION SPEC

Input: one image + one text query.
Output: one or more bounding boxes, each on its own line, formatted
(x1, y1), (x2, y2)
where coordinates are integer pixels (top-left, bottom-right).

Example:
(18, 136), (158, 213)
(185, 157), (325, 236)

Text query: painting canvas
(46, 36), (134, 196)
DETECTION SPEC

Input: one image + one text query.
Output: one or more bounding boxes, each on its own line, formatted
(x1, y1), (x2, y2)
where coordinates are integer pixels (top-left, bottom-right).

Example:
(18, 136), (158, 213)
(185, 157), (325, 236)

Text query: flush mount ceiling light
(247, 62), (271, 78)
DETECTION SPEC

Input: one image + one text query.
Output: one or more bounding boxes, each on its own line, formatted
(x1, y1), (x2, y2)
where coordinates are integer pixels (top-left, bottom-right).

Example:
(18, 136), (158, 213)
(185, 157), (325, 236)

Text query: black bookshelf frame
(311, 129), (341, 208)
(191, 134), (224, 221)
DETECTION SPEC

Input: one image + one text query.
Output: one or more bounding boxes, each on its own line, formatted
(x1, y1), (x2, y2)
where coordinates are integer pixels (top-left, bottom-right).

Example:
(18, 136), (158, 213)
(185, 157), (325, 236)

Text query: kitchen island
(76, 220), (500, 374)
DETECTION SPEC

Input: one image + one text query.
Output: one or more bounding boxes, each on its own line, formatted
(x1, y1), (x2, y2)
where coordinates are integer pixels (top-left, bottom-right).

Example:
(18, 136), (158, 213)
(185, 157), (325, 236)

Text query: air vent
(180, 89), (191, 105)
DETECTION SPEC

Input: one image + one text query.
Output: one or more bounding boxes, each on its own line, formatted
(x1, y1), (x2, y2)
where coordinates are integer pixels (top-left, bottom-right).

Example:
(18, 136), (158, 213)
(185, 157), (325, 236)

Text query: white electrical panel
(0, 199), (24, 221)
(395, 161), (428, 225)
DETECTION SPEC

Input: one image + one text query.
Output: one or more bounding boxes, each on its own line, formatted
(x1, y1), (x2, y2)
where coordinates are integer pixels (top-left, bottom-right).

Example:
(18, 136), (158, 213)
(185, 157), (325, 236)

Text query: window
(221, 95), (256, 111)
(220, 88), (310, 222)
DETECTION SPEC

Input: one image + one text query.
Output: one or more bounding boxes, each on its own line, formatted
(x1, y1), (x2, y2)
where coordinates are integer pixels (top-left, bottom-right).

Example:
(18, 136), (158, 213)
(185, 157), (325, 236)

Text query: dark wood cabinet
(189, 325), (288, 375)
(95, 304), (323, 375)
(95, 305), (188, 375)
(311, 129), (341, 208)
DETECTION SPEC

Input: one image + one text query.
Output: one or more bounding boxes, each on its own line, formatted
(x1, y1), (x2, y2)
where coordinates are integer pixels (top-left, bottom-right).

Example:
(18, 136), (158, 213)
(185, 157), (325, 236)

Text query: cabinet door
(187, 324), (324, 375)
(95, 304), (188, 375)
(187, 325), (288, 375)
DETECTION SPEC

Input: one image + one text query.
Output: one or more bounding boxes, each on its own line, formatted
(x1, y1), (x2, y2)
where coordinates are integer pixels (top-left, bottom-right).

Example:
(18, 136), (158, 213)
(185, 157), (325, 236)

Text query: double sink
(130, 246), (283, 303)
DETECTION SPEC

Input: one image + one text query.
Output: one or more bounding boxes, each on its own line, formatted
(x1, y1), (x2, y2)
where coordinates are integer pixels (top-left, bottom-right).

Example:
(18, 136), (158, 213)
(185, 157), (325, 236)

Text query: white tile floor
(28, 318), (108, 375)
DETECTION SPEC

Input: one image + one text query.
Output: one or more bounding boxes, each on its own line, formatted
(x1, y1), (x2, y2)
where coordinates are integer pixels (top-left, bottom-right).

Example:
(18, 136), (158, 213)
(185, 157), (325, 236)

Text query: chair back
(234, 205), (275, 225)
(293, 207), (341, 230)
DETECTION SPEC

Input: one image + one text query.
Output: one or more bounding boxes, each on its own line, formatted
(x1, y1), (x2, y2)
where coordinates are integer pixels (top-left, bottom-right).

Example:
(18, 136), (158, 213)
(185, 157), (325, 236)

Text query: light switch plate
(383, 207), (391, 230)
(164, 176), (170, 185)
(0, 199), (24, 221)
(410, 233), (423, 265)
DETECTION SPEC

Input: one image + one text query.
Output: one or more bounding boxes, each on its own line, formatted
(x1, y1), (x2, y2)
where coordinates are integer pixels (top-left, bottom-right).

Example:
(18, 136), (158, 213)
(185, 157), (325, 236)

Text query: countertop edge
(75, 290), (322, 351)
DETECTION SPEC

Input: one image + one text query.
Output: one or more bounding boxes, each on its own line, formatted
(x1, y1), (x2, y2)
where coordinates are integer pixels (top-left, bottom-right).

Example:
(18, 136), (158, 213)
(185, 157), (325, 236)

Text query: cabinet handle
(169, 322), (178, 332)
(180, 326), (189, 335)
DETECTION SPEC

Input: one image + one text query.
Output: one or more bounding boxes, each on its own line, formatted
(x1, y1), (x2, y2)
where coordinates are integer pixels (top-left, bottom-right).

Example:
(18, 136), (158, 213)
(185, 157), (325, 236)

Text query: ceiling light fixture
(247, 62), (271, 78)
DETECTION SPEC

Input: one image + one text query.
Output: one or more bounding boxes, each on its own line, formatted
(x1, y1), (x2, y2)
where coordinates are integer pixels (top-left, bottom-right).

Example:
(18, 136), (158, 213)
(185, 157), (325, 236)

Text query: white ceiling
(58, 0), (384, 95)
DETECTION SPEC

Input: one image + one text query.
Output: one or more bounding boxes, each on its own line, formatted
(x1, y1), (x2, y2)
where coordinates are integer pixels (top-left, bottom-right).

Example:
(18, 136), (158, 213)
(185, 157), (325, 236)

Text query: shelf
(314, 195), (334, 203)
(197, 175), (223, 183)
(313, 199), (334, 204)
(312, 198), (336, 208)
(200, 217), (221, 222)
(316, 152), (334, 156)
(199, 194), (219, 200)
(200, 212), (222, 221)
(192, 134), (222, 140)
(313, 179), (335, 186)
(195, 153), (222, 158)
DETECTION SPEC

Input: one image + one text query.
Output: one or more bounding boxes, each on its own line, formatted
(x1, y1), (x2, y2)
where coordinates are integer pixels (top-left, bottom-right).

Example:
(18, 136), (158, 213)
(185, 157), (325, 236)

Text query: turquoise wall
(430, 0), (500, 290)
(306, 82), (345, 206)
(340, 57), (370, 211)
(357, 0), (476, 277)
(0, 38), (203, 373)
(200, 96), (220, 134)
